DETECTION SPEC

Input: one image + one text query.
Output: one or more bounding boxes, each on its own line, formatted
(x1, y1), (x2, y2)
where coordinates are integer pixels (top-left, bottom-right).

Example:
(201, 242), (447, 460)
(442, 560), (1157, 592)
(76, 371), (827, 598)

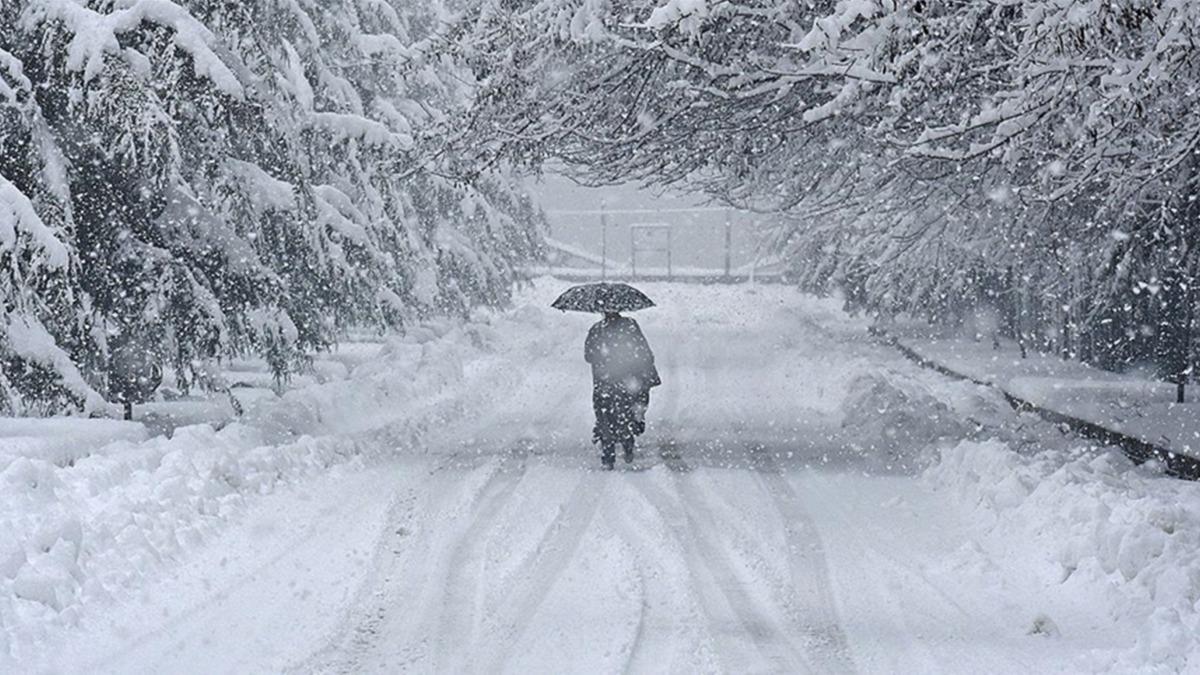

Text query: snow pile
(0, 419), (147, 467)
(927, 440), (1200, 671)
(0, 306), (535, 663)
(838, 371), (969, 472)
(248, 316), (509, 439)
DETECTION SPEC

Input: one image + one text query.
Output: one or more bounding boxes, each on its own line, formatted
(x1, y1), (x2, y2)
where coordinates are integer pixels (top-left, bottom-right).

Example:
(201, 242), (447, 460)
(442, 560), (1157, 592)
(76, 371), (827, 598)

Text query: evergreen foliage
(0, 0), (543, 415)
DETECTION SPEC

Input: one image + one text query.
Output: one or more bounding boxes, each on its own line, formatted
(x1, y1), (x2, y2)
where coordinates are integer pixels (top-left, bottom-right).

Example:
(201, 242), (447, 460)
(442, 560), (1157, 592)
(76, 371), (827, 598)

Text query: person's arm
(630, 320), (654, 364)
(628, 319), (660, 387)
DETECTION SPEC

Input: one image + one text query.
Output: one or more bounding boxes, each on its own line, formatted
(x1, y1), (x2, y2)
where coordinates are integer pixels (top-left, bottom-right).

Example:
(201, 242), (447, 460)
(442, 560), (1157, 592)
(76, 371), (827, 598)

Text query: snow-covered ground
(891, 330), (1200, 464)
(3, 280), (1199, 673)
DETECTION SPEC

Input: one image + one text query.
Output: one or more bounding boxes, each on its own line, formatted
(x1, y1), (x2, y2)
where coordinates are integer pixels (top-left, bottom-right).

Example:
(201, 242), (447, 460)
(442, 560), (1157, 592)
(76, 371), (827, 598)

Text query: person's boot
(601, 442), (616, 470)
(623, 438), (636, 464)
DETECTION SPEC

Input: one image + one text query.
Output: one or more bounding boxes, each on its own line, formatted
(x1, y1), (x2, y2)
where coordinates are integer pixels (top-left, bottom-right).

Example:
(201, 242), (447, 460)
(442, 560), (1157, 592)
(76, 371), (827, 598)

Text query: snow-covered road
(13, 281), (1198, 673)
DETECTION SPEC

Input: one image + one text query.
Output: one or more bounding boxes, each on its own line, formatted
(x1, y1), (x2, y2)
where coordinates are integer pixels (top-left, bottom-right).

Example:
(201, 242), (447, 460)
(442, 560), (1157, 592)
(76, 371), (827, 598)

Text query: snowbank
(927, 440), (1200, 672)
(0, 305), (539, 665)
(0, 418), (147, 467)
(838, 371), (970, 473)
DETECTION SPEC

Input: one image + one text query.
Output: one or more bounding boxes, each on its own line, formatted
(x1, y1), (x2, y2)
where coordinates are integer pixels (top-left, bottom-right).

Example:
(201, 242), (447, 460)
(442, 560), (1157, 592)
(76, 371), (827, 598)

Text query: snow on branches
(0, 176), (68, 271)
(0, 0), (544, 414)
(455, 0), (1200, 380)
(22, 0), (246, 97)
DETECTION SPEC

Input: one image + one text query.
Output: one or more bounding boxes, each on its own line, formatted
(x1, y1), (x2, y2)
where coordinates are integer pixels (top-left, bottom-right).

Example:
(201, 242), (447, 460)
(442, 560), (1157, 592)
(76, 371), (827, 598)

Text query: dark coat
(584, 315), (659, 393)
(585, 315), (659, 444)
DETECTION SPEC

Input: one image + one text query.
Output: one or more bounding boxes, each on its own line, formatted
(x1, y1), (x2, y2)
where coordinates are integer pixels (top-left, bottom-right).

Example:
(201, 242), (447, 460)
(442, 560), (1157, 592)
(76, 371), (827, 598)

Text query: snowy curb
(874, 329), (1200, 481)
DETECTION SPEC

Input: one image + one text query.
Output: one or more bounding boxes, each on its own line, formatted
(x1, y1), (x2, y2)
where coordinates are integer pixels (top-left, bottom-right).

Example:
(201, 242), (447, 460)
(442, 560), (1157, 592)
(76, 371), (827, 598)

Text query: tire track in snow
(429, 446), (533, 673)
(306, 447), (528, 673)
(478, 472), (605, 671)
(675, 471), (825, 674)
(629, 465), (817, 673)
(788, 478), (950, 674)
(604, 480), (721, 673)
(610, 524), (653, 674)
(747, 444), (857, 673)
(791, 476), (1040, 674)
(290, 477), (427, 674)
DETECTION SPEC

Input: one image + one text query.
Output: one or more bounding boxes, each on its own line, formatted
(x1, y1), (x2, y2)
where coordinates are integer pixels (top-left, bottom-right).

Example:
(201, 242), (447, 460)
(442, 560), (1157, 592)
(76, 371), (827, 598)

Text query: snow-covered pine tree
(0, 0), (544, 414)
(1, 26), (109, 415)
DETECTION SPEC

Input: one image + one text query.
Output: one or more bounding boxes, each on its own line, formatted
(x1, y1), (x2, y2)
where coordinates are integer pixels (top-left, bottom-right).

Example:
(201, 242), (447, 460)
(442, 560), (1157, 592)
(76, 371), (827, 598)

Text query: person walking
(585, 311), (659, 469)
(551, 282), (660, 470)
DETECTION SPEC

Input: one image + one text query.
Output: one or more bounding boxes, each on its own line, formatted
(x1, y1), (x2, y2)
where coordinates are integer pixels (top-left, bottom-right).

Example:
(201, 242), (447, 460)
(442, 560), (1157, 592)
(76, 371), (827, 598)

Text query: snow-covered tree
(0, 0), (544, 414)
(456, 0), (1200, 389)
(1, 32), (108, 414)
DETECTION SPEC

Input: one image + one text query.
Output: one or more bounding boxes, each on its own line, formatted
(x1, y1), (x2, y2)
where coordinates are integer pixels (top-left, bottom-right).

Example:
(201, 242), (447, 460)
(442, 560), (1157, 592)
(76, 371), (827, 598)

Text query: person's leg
(593, 384), (611, 442)
(606, 389), (637, 463)
(601, 441), (616, 469)
(592, 385), (605, 427)
(595, 383), (619, 469)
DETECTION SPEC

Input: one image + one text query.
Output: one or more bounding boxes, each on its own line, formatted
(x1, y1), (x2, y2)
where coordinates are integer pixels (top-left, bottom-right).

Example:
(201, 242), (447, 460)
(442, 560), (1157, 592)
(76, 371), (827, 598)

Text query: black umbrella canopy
(551, 282), (655, 314)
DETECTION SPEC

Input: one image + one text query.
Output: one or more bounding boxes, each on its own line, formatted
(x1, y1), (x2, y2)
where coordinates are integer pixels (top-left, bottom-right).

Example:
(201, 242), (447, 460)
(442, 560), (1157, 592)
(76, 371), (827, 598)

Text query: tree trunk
(1158, 262), (1191, 403)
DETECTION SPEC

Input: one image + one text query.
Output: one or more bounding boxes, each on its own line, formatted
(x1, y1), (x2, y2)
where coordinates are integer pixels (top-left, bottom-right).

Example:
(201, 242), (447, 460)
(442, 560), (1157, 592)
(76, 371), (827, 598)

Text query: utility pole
(600, 199), (608, 280)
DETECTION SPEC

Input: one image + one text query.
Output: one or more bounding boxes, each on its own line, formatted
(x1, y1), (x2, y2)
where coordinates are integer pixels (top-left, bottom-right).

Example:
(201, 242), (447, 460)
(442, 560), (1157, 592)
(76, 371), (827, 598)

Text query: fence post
(724, 210), (732, 279)
(629, 225), (636, 280)
(667, 226), (673, 281)
(600, 199), (608, 280)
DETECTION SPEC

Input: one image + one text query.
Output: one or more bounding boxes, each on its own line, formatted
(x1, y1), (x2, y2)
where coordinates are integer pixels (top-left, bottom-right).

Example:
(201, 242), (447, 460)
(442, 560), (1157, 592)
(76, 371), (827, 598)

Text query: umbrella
(551, 282), (655, 313)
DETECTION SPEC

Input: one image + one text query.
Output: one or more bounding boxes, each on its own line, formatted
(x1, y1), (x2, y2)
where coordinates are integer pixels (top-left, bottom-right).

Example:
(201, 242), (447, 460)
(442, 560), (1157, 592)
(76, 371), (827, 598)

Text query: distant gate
(530, 204), (788, 282)
(630, 223), (672, 280)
